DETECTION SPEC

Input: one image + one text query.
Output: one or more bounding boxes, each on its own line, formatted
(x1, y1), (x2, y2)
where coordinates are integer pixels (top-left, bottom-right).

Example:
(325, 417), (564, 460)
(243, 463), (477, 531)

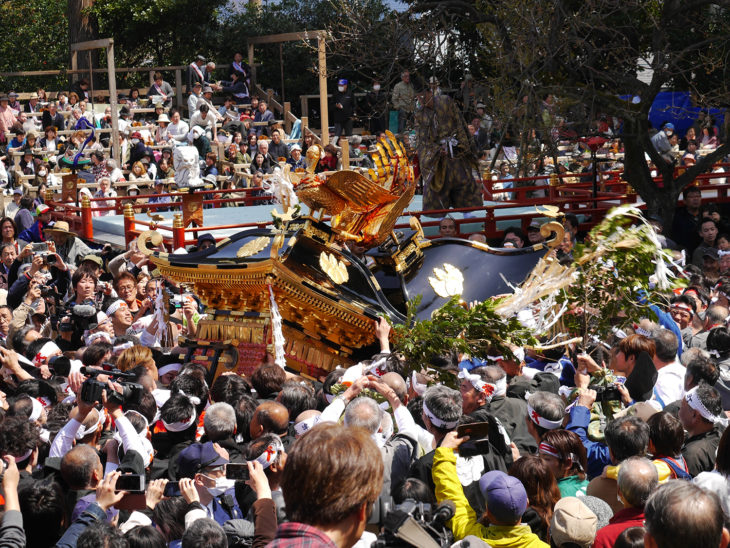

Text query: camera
(80, 367), (144, 405)
(370, 497), (454, 548)
(38, 284), (54, 297)
(590, 383), (623, 402)
(31, 243), (57, 265)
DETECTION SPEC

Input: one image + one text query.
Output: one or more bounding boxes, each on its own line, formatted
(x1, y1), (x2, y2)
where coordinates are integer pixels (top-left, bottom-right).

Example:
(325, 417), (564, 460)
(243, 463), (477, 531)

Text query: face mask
(38, 170), (47, 177)
(205, 476), (235, 497)
(338, 86), (346, 92)
(373, 85), (381, 91)
(131, 138), (140, 145)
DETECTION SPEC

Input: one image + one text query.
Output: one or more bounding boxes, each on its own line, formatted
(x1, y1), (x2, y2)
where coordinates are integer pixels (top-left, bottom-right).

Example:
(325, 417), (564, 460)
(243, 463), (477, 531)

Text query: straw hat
(44, 221), (74, 236)
(157, 114), (171, 124)
(29, 92), (39, 100)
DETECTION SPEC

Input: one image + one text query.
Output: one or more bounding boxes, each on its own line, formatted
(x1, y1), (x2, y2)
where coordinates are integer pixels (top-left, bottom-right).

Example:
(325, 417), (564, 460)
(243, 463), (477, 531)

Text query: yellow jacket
(432, 447), (548, 548)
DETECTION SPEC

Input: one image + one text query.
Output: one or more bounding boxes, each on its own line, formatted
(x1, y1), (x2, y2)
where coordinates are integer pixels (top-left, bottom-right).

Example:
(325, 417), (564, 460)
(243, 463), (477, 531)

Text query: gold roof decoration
(290, 130), (414, 248)
(236, 236), (270, 258)
(319, 251), (349, 284)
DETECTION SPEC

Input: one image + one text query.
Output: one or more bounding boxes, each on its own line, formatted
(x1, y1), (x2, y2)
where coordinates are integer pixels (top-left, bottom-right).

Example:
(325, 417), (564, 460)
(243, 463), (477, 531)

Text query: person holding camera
(43, 220), (94, 269)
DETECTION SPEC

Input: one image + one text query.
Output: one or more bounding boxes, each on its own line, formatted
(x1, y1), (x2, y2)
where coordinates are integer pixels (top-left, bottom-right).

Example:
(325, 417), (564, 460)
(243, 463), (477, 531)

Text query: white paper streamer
(268, 285), (286, 369)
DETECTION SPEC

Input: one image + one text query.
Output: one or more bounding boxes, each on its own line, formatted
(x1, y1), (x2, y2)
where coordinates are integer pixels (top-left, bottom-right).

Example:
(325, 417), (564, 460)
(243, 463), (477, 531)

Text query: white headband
(408, 370), (428, 396)
(367, 357), (388, 378)
(158, 363), (182, 376)
(686, 387), (728, 427)
(253, 436), (284, 470)
(125, 409), (149, 433)
(177, 389), (201, 406)
(28, 398), (43, 422)
(33, 341), (61, 366)
(538, 442), (561, 459)
(162, 412), (197, 432)
(635, 327), (651, 337)
(457, 369), (503, 400)
(719, 250), (730, 257)
(105, 300), (127, 317)
(84, 331), (112, 346)
(75, 409), (105, 440)
(294, 416), (320, 437)
(422, 401), (459, 430)
(13, 447), (34, 463)
(527, 403), (563, 430)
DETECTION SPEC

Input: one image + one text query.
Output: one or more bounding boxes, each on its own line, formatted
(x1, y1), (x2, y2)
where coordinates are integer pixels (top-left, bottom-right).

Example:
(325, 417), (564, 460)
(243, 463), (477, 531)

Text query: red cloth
(592, 507), (645, 548)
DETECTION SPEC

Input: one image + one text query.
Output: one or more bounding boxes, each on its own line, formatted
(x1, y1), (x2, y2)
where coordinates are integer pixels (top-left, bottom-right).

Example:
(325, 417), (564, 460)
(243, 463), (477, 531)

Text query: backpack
(658, 456), (692, 480)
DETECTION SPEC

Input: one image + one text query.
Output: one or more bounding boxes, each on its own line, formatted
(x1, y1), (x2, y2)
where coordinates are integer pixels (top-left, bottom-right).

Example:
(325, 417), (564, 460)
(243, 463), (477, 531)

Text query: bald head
(381, 372), (407, 403)
(251, 401), (289, 439)
(617, 456), (658, 509)
(61, 444), (102, 489)
(295, 409), (321, 424)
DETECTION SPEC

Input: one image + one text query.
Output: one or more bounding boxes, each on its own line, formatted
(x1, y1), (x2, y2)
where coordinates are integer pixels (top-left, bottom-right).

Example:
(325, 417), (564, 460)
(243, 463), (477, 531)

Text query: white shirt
(169, 120), (190, 142)
(653, 359), (687, 407)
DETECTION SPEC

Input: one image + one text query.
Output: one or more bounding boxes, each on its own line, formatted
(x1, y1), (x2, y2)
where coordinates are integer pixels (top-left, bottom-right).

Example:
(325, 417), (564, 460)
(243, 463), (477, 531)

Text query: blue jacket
(54, 501), (106, 548)
(566, 404), (611, 479)
(18, 219), (47, 244)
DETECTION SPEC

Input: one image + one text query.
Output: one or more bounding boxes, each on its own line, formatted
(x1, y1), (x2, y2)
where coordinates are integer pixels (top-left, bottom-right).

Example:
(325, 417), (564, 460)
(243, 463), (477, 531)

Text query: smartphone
(456, 422), (491, 440)
(226, 463), (250, 481)
(163, 481), (180, 497)
(115, 474), (145, 493)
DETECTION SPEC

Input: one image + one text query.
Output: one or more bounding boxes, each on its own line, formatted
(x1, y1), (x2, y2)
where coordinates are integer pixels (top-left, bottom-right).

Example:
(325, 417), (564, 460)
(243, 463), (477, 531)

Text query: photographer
(44, 220), (93, 269)
(7, 242), (70, 311)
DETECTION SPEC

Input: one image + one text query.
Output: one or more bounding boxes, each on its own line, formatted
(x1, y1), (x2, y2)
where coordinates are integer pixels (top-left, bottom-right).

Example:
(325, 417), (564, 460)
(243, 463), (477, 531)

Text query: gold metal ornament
(236, 236), (270, 258)
(429, 263), (464, 298)
(319, 251), (349, 284)
(535, 205), (561, 218)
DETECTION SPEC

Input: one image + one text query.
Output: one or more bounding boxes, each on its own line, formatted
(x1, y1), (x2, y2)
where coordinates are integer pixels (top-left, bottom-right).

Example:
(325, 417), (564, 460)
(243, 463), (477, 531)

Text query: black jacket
(682, 426), (722, 477)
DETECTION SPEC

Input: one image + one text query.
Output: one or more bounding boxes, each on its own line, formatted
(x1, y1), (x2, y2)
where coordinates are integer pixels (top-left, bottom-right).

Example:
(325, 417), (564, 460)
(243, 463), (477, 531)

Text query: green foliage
(88, 0), (227, 71)
(558, 207), (682, 345)
(392, 295), (537, 374)
(0, 0), (68, 91)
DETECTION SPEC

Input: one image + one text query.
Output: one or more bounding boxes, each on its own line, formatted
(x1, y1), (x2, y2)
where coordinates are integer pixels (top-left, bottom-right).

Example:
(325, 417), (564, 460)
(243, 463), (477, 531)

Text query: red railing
(45, 166), (730, 249)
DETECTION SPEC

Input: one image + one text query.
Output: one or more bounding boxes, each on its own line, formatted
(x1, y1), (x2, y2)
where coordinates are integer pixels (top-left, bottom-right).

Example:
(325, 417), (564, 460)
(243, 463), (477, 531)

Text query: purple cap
(338, 79), (348, 86)
(478, 470), (528, 524)
(176, 441), (228, 479)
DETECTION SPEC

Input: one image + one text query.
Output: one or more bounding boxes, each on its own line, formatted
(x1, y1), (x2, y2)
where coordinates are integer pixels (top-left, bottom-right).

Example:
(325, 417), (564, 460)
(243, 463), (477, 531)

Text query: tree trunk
(67, 0), (99, 89)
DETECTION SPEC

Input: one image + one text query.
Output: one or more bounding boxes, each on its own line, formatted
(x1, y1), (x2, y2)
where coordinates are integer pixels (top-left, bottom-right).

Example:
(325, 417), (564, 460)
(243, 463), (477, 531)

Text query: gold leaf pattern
(429, 263), (464, 297)
(319, 251), (349, 284)
(236, 236), (270, 258)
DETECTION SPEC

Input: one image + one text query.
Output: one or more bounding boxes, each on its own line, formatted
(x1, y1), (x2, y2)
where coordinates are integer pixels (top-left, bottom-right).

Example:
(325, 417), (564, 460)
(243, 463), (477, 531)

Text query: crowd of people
(2, 58), (730, 548)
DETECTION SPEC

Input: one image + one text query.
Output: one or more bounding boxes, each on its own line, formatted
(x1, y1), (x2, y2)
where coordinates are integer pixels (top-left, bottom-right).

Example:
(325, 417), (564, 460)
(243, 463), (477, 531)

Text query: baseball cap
(527, 220), (541, 231)
(176, 441), (228, 479)
(12, 188), (23, 196)
(290, 144), (302, 152)
(704, 248), (719, 260)
(478, 471), (528, 524)
(197, 233), (216, 246)
(193, 81), (202, 88)
(549, 497), (598, 548)
(664, 123), (675, 131)
(131, 131), (142, 139)
(338, 78), (348, 86)
(35, 204), (50, 216)
(81, 254), (103, 267)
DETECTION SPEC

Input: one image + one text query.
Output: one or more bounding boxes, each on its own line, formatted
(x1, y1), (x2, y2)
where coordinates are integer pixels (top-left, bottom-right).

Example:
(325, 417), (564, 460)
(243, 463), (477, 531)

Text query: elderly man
(269, 423), (383, 548)
(644, 481), (729, 548)
(593, 456), (658, 548)
(679, 383), (724, 476)
(43, 221), (93, 268)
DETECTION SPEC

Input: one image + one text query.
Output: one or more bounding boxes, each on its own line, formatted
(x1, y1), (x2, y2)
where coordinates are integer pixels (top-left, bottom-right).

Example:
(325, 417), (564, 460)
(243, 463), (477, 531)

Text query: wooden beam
(284, 102), (292, 134)
(318, 36), (329, 146)
(248, 44), (256, 91)
(175, 68), (183, 109)
(70, 38), (114, 52)
(340, 139), (349, 168)
(107, 42), (121, 166)
(247, 30), (325, 45)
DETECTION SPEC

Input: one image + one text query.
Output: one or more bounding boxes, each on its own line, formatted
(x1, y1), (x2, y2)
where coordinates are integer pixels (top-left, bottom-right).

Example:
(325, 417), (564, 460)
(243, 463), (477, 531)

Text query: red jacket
(592, 507), (645, 548)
